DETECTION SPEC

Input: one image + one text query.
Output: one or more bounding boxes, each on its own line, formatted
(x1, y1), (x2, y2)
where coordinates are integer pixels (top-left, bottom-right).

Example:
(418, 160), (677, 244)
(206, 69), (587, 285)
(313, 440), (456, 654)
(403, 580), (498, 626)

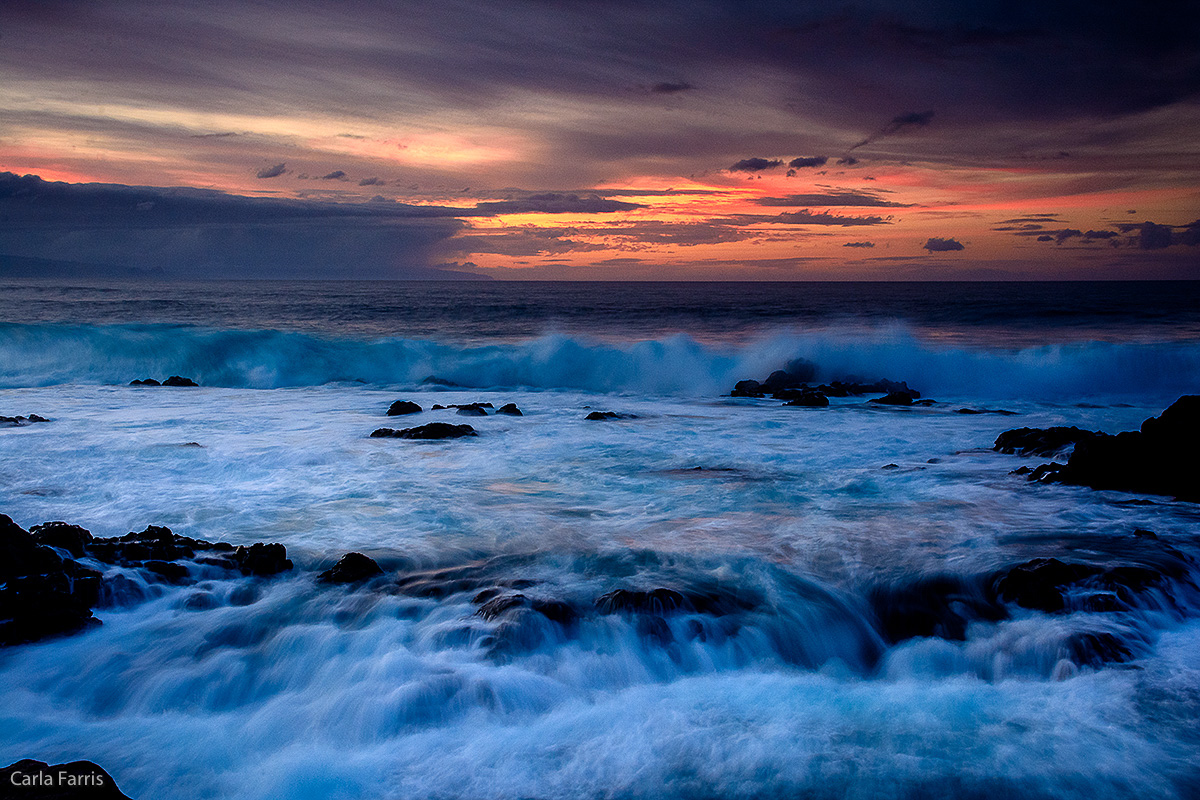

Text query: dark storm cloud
(470, 193), (642, 214)
(849, 110), (934, 151)
(0, 172), (477, 279)
(255, 163), (287, 179)
(1136, 221), (1174, 250)
(836, 157), (859, 166)
(788, 156), (828, 169)
(756, 210), (890, 226)
(923, 237), (964, 252)
(4, 0), (1200, 183)
(754, 190), (912, 208)
(843, 241), (875, 247)
(1084, 230), (1119, 239)
(728, 158), (783, 172)
(320, 170), (348, 180)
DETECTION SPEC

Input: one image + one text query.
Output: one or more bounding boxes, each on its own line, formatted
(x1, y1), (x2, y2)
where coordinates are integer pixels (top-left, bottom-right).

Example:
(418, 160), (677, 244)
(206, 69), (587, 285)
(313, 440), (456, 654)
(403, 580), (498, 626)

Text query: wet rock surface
(1, 515), (293, 647)
(994, 426), (1099, 457)
(1005, 396), (1200, 501)
(496, 403), (523, 416)
(1, 414), (50, 426)
(386, 400), (422, 416)
(319, 552), (384, 584)
(585, 411), (638, 420)
(371, 422), (478, 439)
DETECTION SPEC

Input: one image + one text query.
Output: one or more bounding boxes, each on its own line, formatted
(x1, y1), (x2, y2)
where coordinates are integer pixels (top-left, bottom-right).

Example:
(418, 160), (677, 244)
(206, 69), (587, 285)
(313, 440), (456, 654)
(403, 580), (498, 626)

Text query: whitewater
(1, 281), (1199, 799)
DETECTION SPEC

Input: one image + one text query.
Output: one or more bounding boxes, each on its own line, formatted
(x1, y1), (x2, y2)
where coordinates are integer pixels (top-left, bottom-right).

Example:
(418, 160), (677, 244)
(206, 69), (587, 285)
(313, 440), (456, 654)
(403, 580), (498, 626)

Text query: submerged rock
(1, 759), (132, 799)
(162, 375), (199, 387)
(585, 411), (637, 421)
(386, 400), (422, 416)
(870, 391), (918, 406)
(371, 422), (478, 439)
(456, 404), (489, 416)
(782, 389), (830, 407)
(319, 552), (384, 584)
(1, 414), (50, 426)
(129, 378), (160, 386)
(496, 403), (523, 416)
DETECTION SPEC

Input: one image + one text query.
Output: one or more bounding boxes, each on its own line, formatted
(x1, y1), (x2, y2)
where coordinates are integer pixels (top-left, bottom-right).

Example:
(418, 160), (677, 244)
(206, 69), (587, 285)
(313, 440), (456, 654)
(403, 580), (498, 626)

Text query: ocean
(1, 280), (1199, 799)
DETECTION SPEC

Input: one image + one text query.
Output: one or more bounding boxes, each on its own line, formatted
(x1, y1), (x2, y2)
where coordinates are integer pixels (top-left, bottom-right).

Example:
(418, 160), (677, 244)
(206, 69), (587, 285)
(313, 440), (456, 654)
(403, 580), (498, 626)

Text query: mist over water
(2, 281), (1199, 799)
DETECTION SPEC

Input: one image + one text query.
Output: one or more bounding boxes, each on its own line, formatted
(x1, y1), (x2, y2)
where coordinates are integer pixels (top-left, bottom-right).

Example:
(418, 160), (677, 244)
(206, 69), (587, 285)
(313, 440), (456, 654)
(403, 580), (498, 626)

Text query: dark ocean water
(3, 280), (1200, 344)
(2, 279), (1200, 799)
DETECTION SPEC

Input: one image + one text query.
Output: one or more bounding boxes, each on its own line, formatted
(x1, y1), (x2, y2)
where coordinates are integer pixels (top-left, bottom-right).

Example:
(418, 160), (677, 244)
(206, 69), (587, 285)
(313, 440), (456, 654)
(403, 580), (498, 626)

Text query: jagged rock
(1033, 396), (1200, 502)
(318, 552), (383, 584)
(386, 400), (422, 416)
(1, 759), (132, 799)
(0, 515), (102, 646)
(371, 422), (478, 439)
(496, 403), (523, 416)
(994, 426), (1098, 457)
(30, 521), (93, 557)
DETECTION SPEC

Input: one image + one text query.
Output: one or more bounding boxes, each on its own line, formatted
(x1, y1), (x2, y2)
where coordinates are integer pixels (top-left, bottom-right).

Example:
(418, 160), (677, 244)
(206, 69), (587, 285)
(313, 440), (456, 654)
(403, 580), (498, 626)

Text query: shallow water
(1, 281), (1199, 799)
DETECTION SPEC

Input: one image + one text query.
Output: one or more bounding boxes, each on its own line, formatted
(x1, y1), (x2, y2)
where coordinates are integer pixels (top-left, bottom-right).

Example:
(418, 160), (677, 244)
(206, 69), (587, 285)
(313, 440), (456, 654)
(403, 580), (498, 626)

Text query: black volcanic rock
(994, 426), (1098, 457)
(233, 542), (293, 576)
(371, 422), (478, 439)
(1, 759), (132, 799)
(129, 378), (161, 386)
(1024, 396), (1200, 502)
(782, 389), (829, 407)
(870, 391), (916, 406)
(3, 515), (294, 647)
(730, 379), (765, 398)
(456, 404), (488, 416)
(0, 515), (102, 646)
(496, 403), (523, 416)
(30, 521), (94, 557)
(319, 552), (384, 584)
(386, 400), (422, 416)
(1, 414), (50, 426)
(585, 411), (637, 420)
(162, 375), (199, 387)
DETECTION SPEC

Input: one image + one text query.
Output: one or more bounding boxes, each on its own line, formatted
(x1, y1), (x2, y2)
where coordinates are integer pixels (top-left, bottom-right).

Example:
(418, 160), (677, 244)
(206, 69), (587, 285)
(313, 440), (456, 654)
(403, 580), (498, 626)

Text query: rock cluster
(729, 359), (923, 407)
(1, 515), (292, 647)
(129, 375), (199, 387)
(997, 396), (1199, 502)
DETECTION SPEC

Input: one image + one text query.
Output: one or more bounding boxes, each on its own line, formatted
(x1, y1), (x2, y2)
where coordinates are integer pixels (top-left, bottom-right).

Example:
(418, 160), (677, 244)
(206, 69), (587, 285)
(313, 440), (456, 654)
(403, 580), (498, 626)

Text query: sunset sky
(2, 0), (1198, 279)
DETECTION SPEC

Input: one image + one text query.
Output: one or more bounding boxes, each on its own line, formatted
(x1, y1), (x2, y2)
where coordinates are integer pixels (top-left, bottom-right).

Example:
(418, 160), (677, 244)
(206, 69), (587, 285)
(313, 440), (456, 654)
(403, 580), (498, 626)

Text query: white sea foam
(1, 323), (1198, 399)
(2, 383), (1200, 798)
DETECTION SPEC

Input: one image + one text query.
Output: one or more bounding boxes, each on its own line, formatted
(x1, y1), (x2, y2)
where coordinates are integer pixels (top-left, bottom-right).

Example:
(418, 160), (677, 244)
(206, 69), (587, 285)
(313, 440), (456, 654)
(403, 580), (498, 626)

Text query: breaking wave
(1, 322), (1198, 399)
